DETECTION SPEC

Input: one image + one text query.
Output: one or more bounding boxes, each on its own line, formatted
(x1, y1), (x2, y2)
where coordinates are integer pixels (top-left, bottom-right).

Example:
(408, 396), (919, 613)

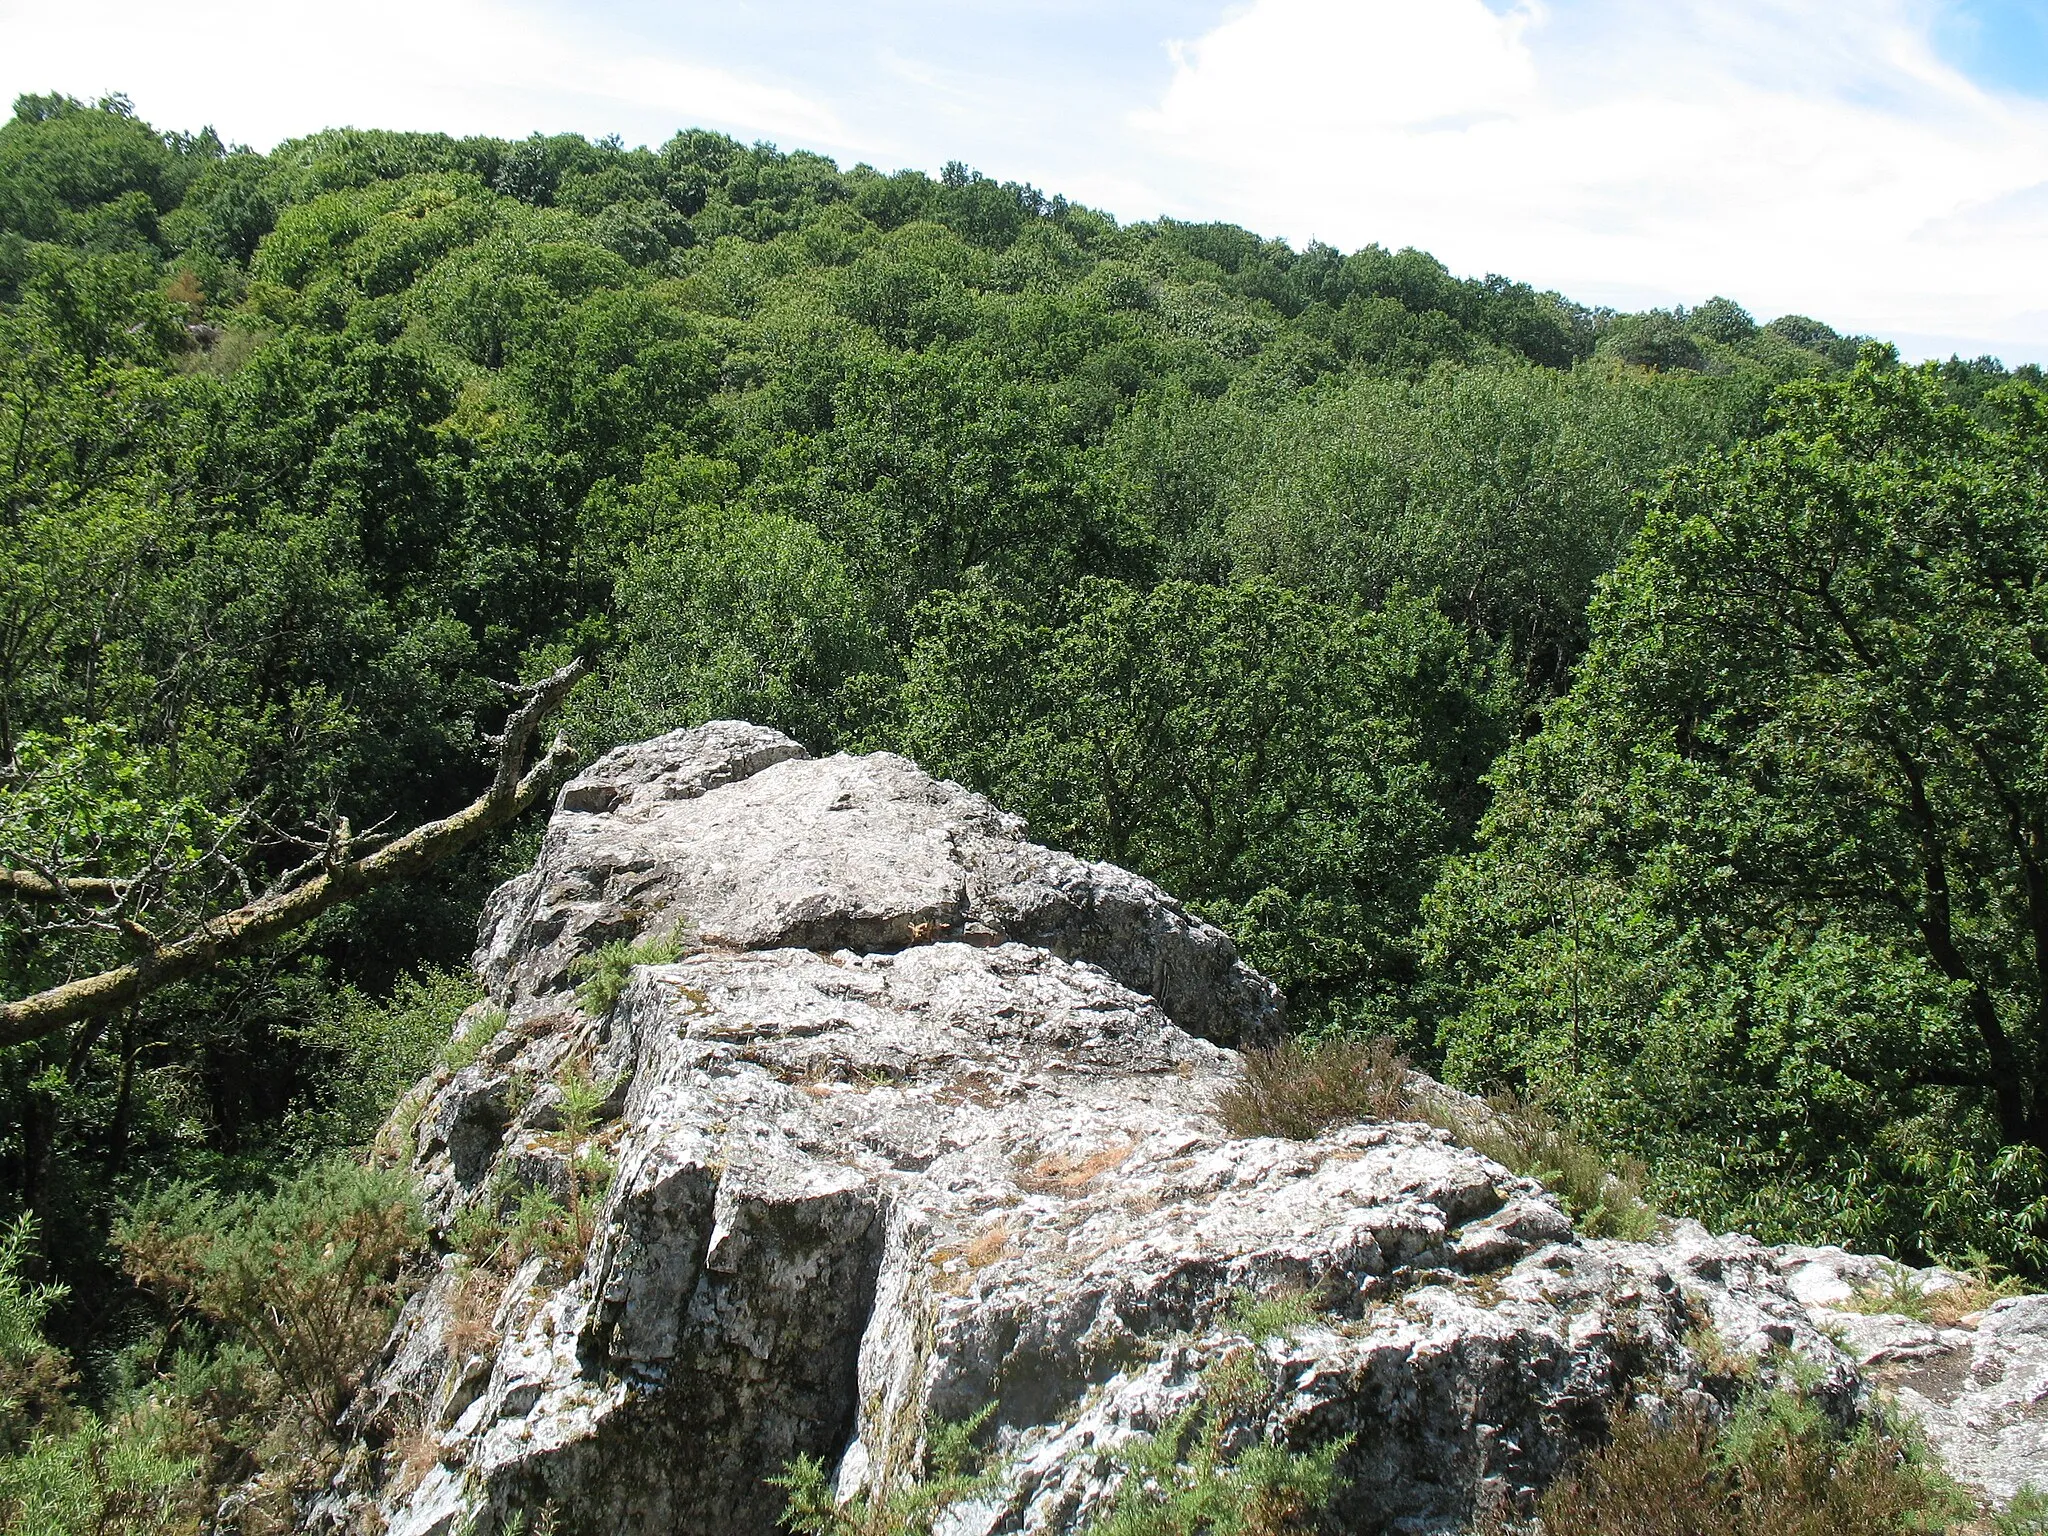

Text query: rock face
(320, 725), (2044, 1535)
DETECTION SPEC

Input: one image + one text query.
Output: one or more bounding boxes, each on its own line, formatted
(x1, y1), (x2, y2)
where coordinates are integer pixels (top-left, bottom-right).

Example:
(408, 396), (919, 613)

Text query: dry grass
(1453, 1095), (1659, 1241)
(1214, 1036), (1658, 1240)
(443, 1264), (506, 1360)
(1214, 1036), (1412, 1140)
(1841, 1264), (2030, 1327)
(1016, 1142), (1135, 1196)
(964, 1222), (1013, 1269)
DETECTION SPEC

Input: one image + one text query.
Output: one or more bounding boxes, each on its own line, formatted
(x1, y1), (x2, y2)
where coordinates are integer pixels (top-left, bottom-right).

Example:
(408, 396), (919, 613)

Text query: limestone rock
(474, 723), (1280, 1047)
(316, 724), (2042, 1535)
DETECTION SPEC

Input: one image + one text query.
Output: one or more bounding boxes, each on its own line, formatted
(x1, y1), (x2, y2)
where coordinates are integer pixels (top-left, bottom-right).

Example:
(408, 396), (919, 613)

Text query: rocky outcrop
(318, 724), (2045, 1535)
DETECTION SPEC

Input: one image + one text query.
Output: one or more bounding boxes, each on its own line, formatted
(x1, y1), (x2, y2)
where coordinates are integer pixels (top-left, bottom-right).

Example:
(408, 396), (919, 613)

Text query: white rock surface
(311, 724), (2044, 1535)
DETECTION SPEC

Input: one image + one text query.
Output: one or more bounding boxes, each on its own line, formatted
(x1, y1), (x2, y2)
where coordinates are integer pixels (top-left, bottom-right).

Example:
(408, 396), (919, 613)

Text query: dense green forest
(3, 90), (2046, 1527)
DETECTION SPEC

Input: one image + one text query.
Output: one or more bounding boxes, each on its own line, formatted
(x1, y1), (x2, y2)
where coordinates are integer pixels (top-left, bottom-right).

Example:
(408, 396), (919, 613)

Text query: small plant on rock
(1227, 1287), (1318, 1344)
(1086, 1348), (1347, 1536)
(571, 933), (684, 1017)
(773, 1404), (998, 1536)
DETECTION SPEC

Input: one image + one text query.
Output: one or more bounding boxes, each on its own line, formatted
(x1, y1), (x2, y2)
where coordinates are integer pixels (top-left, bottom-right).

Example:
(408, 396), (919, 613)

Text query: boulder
(315, 724), (2042, 1534)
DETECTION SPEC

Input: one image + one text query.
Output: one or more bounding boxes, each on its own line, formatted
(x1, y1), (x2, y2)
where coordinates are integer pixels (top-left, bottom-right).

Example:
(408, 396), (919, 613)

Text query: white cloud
(1130, 0), (2048, 356)
(0, 0), (845, 154)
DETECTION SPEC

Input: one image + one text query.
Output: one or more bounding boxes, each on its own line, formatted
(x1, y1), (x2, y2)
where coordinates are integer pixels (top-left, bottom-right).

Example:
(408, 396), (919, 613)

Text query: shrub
(1842, 1258), (2032, 1326)
(291, 967), (486, 1149)
(571, 933), (685, 1017)
(773, 1405), (996, 1536)
(0, 1217), (198, 1536)
(1215, 1036), (1410, 1140)
(0, 1412), (195, 1536)
(1537, 1390), (1966, 1536)
(0, 1217), (76, 1454)
(440, 1003), (507, 1074)
(1999, 1488), (2048, 1536)
(114, 1157), (423, 1444)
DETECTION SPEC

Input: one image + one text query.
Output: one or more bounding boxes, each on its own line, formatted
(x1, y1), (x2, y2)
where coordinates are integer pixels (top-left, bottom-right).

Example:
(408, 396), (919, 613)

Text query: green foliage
(0, 1217), (74, 1454)
(113, 1157), (422, 1439)
(1998, 1488), (2048, 1536)
(890, 577), (1508, 1023)
(1216, 1036), (1657, 1238)
(1225, 1289), (1317, 1344)
(289, 967), (484, 1148)
(1452, 1096), (1659, 1241)
(0, 1214), (196, 1535)
(1426, 352), (2048, 1273)
(1085, 1349), (1346, 1536)
(0, 90), (1978, 1498)
(0, 1412), (195, 1536)
(570, 932), (685, 1017)
(773, 1404), (997, 1536)
(440, 1004), (507, 1074)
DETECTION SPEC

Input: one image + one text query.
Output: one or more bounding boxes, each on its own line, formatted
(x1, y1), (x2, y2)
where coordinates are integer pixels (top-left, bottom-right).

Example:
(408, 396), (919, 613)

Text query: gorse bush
(0, 1216), (196, 1536)
(115, 1157), (422, 1442)
(773, 1406), (997, 1536)
(0, 1217), (74, 1454)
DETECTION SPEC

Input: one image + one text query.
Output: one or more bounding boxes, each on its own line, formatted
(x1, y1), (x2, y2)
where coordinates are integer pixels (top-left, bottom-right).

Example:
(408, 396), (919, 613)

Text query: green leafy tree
(890, 577), (1507, 1022)
(1427, 350), (2048, 1269)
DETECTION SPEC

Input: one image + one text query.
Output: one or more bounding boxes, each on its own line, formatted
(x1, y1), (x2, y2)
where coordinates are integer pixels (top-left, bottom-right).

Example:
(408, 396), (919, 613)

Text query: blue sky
(6, 0), (2047, 363)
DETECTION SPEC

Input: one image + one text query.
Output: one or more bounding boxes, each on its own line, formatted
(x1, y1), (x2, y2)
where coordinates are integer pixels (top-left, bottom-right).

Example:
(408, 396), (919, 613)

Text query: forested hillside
(3, 90), (2045, 1525)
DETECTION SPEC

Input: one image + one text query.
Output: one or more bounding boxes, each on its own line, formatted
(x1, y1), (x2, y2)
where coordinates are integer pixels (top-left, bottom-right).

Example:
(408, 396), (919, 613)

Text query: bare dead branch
(0, 658), (588, 1049)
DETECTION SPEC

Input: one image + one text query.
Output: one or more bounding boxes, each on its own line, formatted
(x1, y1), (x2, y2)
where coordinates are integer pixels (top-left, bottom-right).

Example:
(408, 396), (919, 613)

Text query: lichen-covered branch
(0, 659), (587, 1048)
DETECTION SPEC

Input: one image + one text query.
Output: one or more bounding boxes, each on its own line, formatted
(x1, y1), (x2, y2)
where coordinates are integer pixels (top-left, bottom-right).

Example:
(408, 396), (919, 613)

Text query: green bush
(773, 1406), (996, 1536)
(0, 1216), (196, 1536)
(1087, 1349), (1346, 1536)
(114, 1157), (423, 1443)
(290, 967), (485, 1149)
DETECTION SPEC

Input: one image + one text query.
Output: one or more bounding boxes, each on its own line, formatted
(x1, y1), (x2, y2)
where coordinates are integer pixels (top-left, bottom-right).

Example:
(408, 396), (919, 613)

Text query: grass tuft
(1215, 1035), (1658, 1239)
(1227, 1287), (1318, 1343)
(1215, 1036), (1411, 1140)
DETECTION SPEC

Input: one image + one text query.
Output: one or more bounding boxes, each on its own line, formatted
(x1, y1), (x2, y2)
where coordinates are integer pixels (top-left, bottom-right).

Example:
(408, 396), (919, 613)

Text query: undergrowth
(1523, 1388), (1968, 1536)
